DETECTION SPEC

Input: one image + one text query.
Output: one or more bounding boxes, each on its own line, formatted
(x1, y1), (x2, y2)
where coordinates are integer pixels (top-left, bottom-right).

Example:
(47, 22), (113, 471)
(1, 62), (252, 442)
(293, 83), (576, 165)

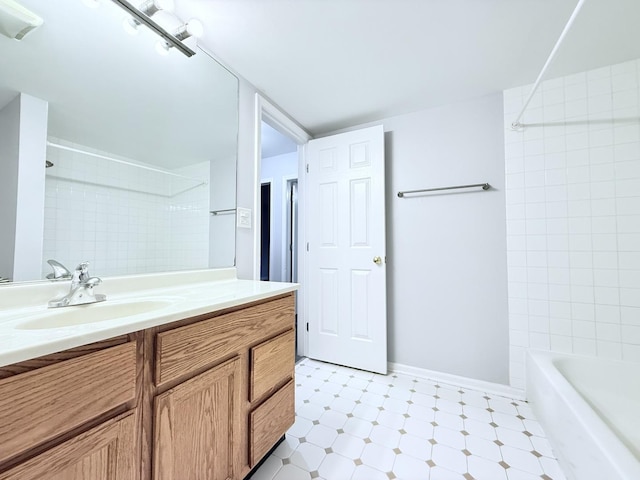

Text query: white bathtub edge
(526, 349), (640, 480)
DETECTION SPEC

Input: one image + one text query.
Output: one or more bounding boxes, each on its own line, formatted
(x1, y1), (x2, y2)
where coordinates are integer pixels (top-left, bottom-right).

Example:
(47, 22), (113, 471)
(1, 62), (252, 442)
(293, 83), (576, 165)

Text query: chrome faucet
(48, 261), (107, 308)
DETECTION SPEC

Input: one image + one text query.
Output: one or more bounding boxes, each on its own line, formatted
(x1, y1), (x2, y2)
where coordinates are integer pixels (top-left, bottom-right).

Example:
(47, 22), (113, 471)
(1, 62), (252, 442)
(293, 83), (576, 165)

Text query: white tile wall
(504, 59), (640, 389)
(43, 139), (210, 278)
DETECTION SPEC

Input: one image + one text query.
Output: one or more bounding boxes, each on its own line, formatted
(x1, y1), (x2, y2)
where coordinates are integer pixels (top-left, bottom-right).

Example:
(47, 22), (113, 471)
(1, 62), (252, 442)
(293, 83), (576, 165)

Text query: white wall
(235, 78), (259, 279)
(0, 94), (47, 281)
(329, 94), (509, 384)
(504, 58), (640, 389)
(261, 151), (298, 281)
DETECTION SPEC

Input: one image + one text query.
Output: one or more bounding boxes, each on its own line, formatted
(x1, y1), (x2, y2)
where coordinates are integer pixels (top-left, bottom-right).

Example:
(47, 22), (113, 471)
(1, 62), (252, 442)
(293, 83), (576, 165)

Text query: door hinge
(306, 242), (309, 252)
(306, 322), (309, 332)
(306, 164), (309, 173)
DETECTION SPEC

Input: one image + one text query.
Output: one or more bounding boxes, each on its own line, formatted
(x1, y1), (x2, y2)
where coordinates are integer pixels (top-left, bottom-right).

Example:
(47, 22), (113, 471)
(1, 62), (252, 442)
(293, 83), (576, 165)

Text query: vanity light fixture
(122, 0), (173, 35)
(155, 19), (202, 55)
(109, 0), (200, 57)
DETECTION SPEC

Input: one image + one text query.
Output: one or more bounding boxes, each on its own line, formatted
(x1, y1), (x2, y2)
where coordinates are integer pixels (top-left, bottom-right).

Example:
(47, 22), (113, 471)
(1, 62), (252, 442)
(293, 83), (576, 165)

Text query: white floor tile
(465, 434), (502, 462)
(408, 403), (436, 421)
(352, 403), (380, 422)
(317, 453), (356, 479)
(369, 424), (402, 449)
(495, 427), (533, 451)
(331, 433), (366, 459)
(250, 359), (568, 480)
(361, 442), (396, 472)
(272, 463), (311, 480)
(467, 454), (509, 480)
(429, 465), (467, 480)
(287, 417), (314, 438)
(318, 409), (348, 429)
(433, 426), (466, 451)
(330, 396), (357, 414)
(376, 409), (406, 429)
(392, 453), (431, 480)
(350, 464), (389, 480)
(500, 446), (543, 475)
(343, 417), (374, 438)
(434, 410), (465, 431)
(411, 391), (438, 407)
(431, 444), (468, 475)
(306, 424), (339, 449)
(289, 442), (326, 471)
(398, 433), (431, 461)
(403, 416), (434, 439)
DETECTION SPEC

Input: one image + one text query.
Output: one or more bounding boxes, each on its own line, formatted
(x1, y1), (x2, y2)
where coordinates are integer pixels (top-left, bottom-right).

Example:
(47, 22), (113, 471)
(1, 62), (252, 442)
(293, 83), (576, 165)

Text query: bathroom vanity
(0, 269), (297, 480)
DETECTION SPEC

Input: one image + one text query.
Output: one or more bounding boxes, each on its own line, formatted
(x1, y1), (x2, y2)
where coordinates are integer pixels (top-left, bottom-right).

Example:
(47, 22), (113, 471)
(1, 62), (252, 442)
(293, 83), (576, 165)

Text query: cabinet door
(153, 357), (241, 480)
(0, 413), (137, 480)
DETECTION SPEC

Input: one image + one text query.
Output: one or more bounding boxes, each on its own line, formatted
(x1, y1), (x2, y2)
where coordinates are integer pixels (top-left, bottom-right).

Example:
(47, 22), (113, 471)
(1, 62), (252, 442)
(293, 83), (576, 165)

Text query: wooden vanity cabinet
(0, 292), (295, 480)
(0, 335), (141, 480)
(148, 293), (296, 480)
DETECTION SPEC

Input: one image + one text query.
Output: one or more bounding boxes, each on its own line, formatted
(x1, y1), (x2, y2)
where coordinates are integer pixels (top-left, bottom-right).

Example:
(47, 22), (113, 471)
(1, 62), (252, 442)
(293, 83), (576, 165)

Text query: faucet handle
(85, 277), (102, 288)
(46, 259), (71, 280)
(71, 261), (91, 286)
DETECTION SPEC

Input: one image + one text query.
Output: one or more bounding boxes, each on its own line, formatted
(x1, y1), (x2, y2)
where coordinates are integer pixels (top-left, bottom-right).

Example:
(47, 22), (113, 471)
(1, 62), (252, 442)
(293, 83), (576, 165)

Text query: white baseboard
(388, 362), (526, 401)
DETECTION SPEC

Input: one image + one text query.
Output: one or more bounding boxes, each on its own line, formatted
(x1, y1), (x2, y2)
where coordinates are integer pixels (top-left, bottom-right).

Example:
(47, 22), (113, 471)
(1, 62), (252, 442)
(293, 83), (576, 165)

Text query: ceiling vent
(0, 0), (43, 40)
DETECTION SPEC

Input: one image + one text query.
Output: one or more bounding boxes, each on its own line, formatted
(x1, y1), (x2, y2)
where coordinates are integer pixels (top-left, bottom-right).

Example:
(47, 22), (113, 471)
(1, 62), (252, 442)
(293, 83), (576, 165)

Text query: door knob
(373, 256), (382, 265)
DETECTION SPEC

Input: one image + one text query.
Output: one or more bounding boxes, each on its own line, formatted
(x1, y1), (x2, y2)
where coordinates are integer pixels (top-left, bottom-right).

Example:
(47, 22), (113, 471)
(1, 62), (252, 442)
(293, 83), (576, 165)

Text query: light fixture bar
(109, 0), (195, 57)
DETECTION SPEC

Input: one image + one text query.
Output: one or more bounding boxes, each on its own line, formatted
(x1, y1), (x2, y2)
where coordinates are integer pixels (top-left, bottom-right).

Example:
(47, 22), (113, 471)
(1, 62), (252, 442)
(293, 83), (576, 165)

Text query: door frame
(282, 175), (298, 283)
(254, 94), (311, 356)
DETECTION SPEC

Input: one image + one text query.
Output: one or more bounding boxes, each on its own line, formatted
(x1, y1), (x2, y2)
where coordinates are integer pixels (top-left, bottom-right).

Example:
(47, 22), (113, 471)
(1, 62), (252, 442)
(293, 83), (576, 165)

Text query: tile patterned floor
(249, 358), (567, 480)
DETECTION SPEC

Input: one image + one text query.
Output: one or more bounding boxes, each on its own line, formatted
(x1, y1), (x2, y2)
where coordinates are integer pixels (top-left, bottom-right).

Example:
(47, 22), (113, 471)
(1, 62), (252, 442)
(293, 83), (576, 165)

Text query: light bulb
(122, 17), (140, 35)
(155, 40), (171, 56)
(139, 0), (174, 16)
(174, 19), (203, 41)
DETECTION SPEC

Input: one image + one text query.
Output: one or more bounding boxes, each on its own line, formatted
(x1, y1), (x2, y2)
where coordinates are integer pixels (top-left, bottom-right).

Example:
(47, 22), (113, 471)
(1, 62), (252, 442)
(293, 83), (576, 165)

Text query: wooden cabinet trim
(0, 342), (137, 465)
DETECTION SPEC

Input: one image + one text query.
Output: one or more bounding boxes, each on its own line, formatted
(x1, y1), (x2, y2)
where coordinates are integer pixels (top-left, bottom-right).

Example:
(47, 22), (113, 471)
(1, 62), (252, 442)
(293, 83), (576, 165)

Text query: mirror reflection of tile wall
(43, 139), (210, 278)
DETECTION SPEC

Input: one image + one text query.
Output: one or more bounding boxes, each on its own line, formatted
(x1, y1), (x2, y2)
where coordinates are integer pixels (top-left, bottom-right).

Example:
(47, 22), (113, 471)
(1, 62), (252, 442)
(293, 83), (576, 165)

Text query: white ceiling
(181, 0), (640, 135)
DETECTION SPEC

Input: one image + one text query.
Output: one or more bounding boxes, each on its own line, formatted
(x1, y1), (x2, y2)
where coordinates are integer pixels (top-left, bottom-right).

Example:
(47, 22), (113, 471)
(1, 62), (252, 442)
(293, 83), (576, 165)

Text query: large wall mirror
(0, 0), (238, 283)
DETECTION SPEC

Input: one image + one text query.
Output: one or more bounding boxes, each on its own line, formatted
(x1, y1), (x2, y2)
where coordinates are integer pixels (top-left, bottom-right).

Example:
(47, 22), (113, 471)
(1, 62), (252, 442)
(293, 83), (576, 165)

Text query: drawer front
(156, 294), (294, 387)
(0, 342), (137, 464)
(0, 412), (137, 480)
(250, 329), (295, 402)
(249, 379), (295, 467)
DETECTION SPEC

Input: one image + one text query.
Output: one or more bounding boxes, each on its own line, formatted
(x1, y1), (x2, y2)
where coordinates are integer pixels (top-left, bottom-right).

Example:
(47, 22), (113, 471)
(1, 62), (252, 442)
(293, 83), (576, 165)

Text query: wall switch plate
(237, 207), (252, 229)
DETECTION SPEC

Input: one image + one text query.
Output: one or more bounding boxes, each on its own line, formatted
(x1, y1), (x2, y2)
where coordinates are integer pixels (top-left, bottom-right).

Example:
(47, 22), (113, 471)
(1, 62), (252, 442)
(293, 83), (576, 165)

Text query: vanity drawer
(0, 342), (137, 464)
(249, 379), (295, 467)
(155, 294), (295, 387)
(250, 329), (295, 402)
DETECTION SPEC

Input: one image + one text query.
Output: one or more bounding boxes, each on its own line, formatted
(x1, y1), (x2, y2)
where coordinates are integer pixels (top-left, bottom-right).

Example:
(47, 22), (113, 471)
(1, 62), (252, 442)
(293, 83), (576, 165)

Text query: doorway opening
(260, 182), (271, 281)
(255, 94), (312, 361)
(259, 120), (300, 359)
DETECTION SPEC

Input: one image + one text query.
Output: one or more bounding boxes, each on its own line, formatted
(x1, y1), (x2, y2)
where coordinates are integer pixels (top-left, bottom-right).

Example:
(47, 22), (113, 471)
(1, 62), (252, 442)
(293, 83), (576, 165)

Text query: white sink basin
(15, 299), (182, 330)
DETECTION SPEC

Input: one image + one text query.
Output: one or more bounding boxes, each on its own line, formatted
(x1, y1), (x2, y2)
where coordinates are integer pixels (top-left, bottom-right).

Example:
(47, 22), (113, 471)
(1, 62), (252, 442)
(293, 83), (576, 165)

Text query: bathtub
(526, 350), (640, 480)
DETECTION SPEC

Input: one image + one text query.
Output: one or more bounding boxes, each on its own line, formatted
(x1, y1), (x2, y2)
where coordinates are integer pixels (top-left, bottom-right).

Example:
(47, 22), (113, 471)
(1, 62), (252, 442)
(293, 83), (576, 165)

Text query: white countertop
(0, 268), (298, 368)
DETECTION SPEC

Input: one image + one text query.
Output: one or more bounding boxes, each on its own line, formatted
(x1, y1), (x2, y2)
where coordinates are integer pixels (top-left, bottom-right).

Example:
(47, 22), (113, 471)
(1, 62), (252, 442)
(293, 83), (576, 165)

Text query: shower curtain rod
(511, 0), (587, 130)
(47, 141), (208, 186)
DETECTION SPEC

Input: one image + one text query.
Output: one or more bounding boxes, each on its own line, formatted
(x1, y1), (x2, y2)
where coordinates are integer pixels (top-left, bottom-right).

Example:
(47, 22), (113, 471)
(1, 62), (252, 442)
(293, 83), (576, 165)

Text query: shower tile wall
(503, 59), (640, 389)
(43, 140), (210, 278)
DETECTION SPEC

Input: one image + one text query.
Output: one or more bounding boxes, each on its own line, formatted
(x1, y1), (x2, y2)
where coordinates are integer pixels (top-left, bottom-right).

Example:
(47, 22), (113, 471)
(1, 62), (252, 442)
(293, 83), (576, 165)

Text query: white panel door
(307, 125), (387, 374)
